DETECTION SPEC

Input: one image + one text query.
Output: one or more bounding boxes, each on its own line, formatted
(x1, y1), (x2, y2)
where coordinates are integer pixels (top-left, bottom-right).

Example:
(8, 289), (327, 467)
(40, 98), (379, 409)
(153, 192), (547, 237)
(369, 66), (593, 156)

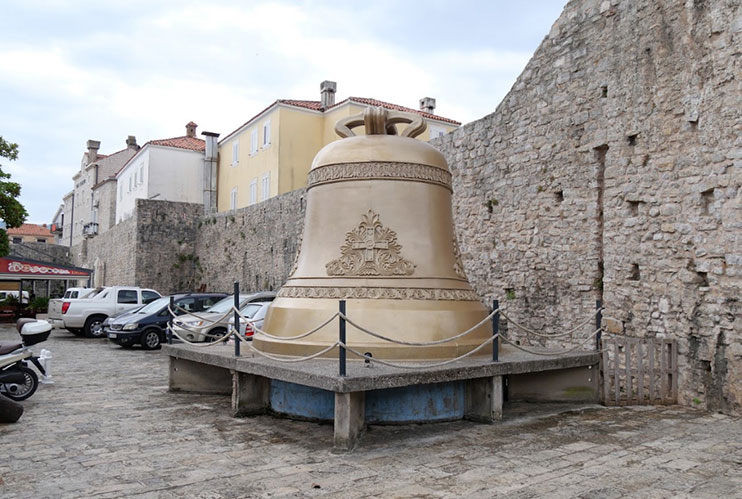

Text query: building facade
(115, 122), (206, 223)
(216, 82), (460, 212)
(8, 223), (55, 244)
(61, 137), (139, 248)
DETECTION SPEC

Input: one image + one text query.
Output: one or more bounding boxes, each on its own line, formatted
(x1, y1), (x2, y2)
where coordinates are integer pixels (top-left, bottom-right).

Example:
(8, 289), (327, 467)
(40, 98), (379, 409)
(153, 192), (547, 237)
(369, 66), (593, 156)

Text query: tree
(0, 136), (28, 257)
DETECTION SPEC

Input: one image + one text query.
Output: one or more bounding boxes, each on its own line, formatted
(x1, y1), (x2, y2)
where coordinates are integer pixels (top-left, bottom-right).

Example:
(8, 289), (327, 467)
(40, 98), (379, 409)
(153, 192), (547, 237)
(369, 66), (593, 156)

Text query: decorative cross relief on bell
(256, 106), (493, 360)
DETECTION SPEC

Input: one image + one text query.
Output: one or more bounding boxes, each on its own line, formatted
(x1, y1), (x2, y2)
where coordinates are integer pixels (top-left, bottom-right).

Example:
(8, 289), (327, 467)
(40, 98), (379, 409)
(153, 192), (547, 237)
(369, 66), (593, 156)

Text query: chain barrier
(499, 307), (603, 339)
(499, 328), (603, 356)
(165, 298), (605, 367)
(341, 334), (500, 369)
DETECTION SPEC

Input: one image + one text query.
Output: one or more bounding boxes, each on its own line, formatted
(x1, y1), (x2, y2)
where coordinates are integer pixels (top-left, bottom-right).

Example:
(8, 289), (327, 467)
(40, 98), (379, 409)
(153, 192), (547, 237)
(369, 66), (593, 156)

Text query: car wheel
(84, 316), (107, 338)
(141, 329), (162, 350)
(208, 327), (227, 342)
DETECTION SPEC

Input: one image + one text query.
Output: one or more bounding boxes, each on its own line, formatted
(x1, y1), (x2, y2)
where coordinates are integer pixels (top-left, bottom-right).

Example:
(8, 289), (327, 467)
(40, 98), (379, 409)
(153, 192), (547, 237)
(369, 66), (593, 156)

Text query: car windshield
(205, 296), (237, 314)
(137, 297), (169, 314)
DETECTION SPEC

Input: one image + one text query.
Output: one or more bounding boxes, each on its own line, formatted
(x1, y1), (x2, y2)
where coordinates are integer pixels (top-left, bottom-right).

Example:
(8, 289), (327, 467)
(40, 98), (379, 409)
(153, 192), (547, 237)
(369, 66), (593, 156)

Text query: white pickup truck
(48, 286), (161, 338)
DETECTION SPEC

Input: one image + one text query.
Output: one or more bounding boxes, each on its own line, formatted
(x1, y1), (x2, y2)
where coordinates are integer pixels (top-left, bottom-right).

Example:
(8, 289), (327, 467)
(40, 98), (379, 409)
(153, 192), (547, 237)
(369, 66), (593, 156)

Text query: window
(117, 290), (138, 304)
(230, 187), (238, 210)
(36, 238), (47, 243)
(139, 165), (144, 185)
(249, 179), (257, 205)
(142, 290), (160, 304)
(134, 170), (138, 185)
(232, 141), (239, 166)
(12, 237), (22, 244)
(119, 184), (122, 200)
(429, 125), (446, 139)
(128, 175), (132, 192)
(199, 296), (222, 310)
(261, 172), (270, 200)
(250, 129), (258, 155)
(262, 120), (271, 148)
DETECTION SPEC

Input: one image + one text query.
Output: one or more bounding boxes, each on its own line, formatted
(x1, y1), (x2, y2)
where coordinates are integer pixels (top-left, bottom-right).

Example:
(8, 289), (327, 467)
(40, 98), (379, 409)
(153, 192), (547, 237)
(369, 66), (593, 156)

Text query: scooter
(0, 318), (52, 401)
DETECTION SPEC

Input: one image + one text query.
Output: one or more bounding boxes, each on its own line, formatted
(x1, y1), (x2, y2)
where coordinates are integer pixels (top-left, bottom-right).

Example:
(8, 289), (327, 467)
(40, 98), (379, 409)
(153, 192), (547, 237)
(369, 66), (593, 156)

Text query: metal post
(596, 300), (603, 351)
(18, 279), (23, 319)
(492, 299), (500, 362)
(339, 300), (346, 377)
(167, 296), (174, 344)
(234, 281), (240, 357)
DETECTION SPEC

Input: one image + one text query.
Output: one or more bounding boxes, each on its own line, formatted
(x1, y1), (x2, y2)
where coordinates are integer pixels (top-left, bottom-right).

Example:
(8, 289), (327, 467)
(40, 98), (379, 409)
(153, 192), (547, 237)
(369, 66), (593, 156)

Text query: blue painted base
(269, 379), (465, 423)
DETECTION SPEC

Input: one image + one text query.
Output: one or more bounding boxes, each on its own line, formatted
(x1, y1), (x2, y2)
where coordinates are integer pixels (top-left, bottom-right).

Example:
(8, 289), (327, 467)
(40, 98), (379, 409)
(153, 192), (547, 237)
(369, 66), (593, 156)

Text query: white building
(116, 122), (206, 223)
(61, 137), (139, 248)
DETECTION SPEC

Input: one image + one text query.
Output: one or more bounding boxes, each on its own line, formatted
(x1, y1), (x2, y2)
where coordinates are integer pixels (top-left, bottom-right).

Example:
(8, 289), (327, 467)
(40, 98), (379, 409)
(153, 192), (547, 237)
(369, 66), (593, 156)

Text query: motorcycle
(0, 318), (52, 401)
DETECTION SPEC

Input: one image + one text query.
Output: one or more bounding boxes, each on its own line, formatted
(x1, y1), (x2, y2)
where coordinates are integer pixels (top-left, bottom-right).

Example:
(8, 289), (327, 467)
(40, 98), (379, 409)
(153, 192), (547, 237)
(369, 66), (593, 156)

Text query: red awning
(0, 256), (92, 280)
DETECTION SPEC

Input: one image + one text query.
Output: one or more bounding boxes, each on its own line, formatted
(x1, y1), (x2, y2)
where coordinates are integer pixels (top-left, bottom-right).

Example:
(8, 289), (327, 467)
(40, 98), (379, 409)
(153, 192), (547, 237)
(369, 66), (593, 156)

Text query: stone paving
(1, 324), (740, 498)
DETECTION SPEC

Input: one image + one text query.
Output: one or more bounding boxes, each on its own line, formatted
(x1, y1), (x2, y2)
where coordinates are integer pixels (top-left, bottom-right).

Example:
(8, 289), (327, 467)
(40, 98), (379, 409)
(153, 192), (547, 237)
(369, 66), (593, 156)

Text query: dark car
(106, 293), (227, 350)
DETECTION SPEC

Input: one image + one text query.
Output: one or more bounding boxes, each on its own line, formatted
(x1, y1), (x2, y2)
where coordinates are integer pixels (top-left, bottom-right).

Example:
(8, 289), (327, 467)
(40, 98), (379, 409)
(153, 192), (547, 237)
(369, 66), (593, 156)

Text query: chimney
(202, 131), (220, 215)
(320, 80), (337, 109)
(86, 140), (101, 164)
(419, 97), (436, 114)
(186, 121), (198, 138)
(126, 135), (138, 149)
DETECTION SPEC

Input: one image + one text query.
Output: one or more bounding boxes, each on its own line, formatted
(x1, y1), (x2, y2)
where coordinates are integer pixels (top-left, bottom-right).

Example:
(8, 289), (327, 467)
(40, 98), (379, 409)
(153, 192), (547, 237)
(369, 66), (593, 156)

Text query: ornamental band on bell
(326, 210), (416, 277)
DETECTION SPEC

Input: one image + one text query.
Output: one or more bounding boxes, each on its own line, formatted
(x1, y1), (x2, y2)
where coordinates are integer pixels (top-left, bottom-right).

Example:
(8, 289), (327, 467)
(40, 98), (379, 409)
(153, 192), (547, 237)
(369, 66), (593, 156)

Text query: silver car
(171, 292), (276, 342)
(228, 300), (274, 340)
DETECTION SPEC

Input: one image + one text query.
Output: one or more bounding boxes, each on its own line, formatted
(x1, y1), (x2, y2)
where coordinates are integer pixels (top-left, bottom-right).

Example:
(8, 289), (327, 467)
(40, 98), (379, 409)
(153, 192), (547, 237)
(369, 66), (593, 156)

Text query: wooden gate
(601, 337), (678, 406)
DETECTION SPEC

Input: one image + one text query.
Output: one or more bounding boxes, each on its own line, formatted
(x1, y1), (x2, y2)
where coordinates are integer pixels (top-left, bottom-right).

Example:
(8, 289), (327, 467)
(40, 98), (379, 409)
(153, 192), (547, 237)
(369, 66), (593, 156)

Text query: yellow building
(217, 81), (460, 211)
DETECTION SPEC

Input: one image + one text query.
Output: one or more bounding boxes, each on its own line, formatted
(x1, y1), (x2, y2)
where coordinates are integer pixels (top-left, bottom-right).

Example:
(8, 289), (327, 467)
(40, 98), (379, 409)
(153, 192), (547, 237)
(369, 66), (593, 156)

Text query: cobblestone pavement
(1, 325), (740, 499)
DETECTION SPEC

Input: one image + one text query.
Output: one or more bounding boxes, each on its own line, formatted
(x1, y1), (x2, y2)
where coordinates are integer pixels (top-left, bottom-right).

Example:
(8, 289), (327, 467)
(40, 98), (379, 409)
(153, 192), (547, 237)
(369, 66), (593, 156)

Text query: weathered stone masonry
(72, 0), (740, 415)
(434, 0), (741, 414)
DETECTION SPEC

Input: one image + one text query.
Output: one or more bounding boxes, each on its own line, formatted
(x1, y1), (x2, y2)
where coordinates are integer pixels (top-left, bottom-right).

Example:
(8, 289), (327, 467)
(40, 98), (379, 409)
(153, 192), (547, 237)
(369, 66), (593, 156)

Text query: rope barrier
(335, 309), (499, 346)
(341, 334), (499, 369)
(498, 328), (603, 356)
(498, 307), (603, 339)
(243, 312), (340, 341)
(165, 324), (235, 347)
(236, 335), (341, 362)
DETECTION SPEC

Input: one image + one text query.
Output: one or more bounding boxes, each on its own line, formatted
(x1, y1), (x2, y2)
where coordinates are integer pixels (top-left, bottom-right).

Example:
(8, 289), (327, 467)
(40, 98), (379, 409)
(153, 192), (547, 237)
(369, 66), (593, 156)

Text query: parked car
(228, 300), (273, 339)
(0, 291), (30, 304)
(172, 292), (276, 342)
(106, 293), (227, 350)
(48, 286), (162, 338)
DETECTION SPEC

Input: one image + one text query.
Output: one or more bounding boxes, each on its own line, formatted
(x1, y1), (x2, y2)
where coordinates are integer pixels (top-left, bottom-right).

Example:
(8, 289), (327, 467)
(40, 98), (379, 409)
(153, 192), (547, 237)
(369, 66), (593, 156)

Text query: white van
(0, 290), (30, 304)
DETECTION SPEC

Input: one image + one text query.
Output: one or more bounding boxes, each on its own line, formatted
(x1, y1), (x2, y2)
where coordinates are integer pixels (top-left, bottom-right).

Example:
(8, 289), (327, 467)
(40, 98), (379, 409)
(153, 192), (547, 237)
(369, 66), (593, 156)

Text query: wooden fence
(601, 337), (678, 406)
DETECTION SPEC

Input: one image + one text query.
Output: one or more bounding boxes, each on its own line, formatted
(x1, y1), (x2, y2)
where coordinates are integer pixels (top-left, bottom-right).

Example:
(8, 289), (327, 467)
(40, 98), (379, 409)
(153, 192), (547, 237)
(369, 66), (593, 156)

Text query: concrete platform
(163, 343), (600, 451)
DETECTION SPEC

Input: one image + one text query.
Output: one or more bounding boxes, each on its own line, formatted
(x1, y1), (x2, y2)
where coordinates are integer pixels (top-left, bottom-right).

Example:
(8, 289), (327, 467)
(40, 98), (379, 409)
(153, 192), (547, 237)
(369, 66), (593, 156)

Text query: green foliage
(505, 289), (516, 300)
(30, 296), (49, 312)
(0, 136), (28, 256)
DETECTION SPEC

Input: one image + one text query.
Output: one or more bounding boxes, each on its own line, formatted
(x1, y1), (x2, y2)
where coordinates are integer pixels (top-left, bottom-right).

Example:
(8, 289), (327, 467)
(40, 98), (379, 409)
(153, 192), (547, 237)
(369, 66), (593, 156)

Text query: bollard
(339, 300), (346, 377)
(234, 281), (240, 357)
(168, 296), (174, 344)
(596, 300), (603, 351)
(492, 299), (500, 362)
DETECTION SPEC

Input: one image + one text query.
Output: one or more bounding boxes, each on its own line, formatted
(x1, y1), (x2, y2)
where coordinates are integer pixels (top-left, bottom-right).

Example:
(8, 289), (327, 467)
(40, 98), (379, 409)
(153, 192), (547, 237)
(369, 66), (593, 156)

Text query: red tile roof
(8, 223), (54, 237)
(221, 96), (460, 143)
(148, 136), (205, 152)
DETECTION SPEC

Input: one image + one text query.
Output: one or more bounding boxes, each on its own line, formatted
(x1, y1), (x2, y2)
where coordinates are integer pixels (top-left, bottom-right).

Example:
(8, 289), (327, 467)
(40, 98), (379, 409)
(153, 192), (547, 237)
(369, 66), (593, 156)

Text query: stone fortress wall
(434, 0), (741, 414)
(71, 0), (740, 414)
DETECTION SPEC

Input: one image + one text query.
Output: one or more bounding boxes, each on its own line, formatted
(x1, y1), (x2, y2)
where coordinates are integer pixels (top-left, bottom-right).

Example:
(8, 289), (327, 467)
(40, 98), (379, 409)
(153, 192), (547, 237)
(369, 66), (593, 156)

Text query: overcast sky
(0, 0), (566, 224)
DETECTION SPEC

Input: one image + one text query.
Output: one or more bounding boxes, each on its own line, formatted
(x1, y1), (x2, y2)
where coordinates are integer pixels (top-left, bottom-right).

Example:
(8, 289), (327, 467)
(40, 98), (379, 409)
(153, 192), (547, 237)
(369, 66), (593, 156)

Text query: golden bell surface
(256, 107), (493, 360)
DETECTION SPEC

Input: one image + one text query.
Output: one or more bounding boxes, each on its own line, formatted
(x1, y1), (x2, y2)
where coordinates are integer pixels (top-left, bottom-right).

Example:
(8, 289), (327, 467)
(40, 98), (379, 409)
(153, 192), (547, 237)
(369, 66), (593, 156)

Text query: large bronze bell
(256, 107), (493, 360)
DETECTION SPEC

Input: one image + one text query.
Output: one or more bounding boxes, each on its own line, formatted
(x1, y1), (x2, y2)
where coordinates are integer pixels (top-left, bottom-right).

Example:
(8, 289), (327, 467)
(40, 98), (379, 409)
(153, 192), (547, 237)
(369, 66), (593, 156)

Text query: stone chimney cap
(126, 135), (138, 149)
(201, 131), (220, 137)
(87, 139), (101, 150)
(419, 97), (436, 114)
(186, 121), (198, 138)
(320, 80), (337, 109)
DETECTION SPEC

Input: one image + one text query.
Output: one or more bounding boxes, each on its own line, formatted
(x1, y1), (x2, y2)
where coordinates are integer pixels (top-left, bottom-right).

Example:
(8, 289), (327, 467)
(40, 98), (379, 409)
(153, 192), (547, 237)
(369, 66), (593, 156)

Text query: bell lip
(311, 135), (448, 171)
